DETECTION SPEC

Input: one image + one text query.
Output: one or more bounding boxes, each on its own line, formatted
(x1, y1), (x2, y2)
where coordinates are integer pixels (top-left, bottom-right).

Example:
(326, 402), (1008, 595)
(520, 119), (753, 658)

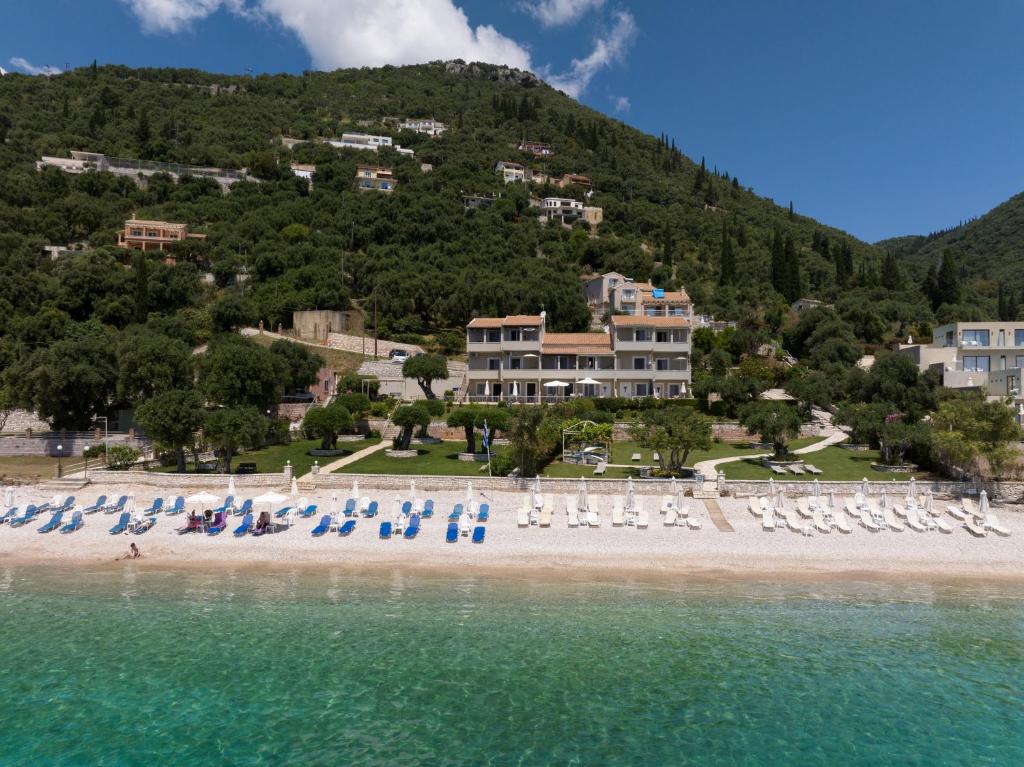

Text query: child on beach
(117, 543), (141, 560)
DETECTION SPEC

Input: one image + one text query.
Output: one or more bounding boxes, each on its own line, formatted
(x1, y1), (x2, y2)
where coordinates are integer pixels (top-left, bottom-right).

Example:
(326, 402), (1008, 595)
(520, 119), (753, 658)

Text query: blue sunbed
(404, 514), (421, 539)
(105, 495), (128, 514)
(401, 500), (412, 515)
(207, 512), (227, 535)
(445, 522), (459, 543)
(472, 526), (486, 543)
(274, 506), (292, 518)
(140, 498), (163, 515)
(0, 507), (18, 524)
(365, 501), (379, 518)
(10, 506), (39, 527)
(82, 495), (108, 514)
(235, 499), (253, 517)
(213, 495), (235, 515)
(59, 496), (75, 511)
(449, 503), (463, 520)
(300, 504), (318, 518)
(311, 515), (332, 537)
(38, 510), (64, 533)
(133, 517), (156, 535)
(109, 512), (131, 535)
(422, 499), (434, 518)
(60, 510), (83, 534)
(344, 498), (356, 516)
(379, 521), (392, 539)
(478, 503), (489, 522)
(164, 496), (185, 515)
(339, 519), (356, 536)
(234, 512), (254, 537)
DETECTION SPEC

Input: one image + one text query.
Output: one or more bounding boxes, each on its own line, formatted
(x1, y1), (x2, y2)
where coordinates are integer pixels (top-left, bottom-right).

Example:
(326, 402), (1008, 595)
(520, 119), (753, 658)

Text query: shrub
(105, 445), (141, 470)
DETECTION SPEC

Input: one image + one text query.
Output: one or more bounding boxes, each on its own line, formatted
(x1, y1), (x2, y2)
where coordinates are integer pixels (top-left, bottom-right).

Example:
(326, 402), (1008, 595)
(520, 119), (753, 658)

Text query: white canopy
(186, 491), (220, 506)
(576, 377), (600, 386)
(253, 491), (287, 506)
(543, 380), (570, 388)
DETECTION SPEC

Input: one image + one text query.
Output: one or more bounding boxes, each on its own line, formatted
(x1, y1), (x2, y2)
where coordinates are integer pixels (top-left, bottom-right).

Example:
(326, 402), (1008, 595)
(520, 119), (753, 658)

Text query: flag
(482, 420), (490, 450)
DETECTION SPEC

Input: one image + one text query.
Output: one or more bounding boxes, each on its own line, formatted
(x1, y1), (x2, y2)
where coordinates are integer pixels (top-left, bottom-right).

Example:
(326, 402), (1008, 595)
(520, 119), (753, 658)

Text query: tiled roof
(467, 315), (544, 328)
(610, 315), (690, 328)
(640, 289), (691, 302)
(542, 333), (612, 353)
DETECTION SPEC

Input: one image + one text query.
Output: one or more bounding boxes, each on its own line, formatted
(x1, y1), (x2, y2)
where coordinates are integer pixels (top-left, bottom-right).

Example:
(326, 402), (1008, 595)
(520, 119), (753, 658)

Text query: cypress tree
(998, 283), (1007, 321)
(693, 156), (707, 192)
(1007, 290), (1019, 321)
(783, 235), (801, 301)
(936, 249), (961, 306)
(132, 251), (150, 324)
(881, 252), (903, 289)
(770, 230), (785, 295)
(718, 219), (736, 286)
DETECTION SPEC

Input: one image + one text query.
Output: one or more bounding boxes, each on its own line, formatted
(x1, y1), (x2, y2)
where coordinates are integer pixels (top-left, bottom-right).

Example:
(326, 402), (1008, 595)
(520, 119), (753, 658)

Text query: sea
(1, 565), (1021, 766)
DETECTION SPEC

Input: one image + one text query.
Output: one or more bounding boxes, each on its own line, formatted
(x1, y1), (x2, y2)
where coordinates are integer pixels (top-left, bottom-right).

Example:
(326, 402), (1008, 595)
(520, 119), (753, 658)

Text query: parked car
(389, 348), (409, 364)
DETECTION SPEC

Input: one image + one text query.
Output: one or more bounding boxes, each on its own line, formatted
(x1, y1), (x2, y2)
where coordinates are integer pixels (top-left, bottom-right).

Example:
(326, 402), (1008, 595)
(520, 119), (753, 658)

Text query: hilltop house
(464, 311), (691, 402)
(582, 272), (691, 318)
(496, 161), (528, 183)
(519, 140), (554, 157)
(290, 163), (316, 183)
(557, 173), (593, 189)
(117, 219), (206, 254)
(399, 118), (446, 136)
(355, 165), (396, 192)
(328, 133), (415, 157)
(541, 197), (584, 223)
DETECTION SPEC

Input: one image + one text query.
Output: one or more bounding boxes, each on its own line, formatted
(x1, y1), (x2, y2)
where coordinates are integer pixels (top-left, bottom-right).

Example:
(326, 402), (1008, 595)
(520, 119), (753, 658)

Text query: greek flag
(482, 420), (490, 450)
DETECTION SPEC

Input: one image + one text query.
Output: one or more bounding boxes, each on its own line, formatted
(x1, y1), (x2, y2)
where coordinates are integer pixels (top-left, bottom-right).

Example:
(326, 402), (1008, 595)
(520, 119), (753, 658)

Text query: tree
(506, 405), (548, 478)
(738, 401), (803, 458)
(391, 404), (430, 450)
(770, 229), (785, 296)
(302, 403), (353, 450)
(785, 369), (839, 418)
(419, 399), (446, 436)
(132, 252), (150, 324)
(402, 354), (449, 400)
(134, 389), (205, 472)
(209, 293), (257, 333)
(629, 407), (712, 474)
(116, 329), (193, 403)
(878, 421), (928, 467)
(268, 339), (325, 392)
(447, 404), (510, 454)
(936, 249), (961, 307)
(835, 401), (893, 447)
(718, 219), (735, 286)
(204, 406), (267, 473)
(195, 337), (288, 410)
(930, 395), (1022, 479)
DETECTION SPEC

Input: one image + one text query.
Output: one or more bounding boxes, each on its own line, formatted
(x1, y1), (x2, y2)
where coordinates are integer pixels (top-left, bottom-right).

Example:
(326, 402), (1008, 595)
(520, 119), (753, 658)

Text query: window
(962, 330), (990, 346)
(668, 385), (681, 397)
(507, 329), (521, 342)
(623, 290), (635, 300)
(635, 384), (649, 397)
(1016, 356), (1024, 369)
(509, 357), (522, 370)
(486, 330), (501, 343)
(476, 383), (486, 395)
(558, 356), (573, 370)
(1016, 331), (1024, 347)
(488, 358), (501, 371)
(962, 356), (990, 372)
(131, 229), (142, 237)
(635, 329), (651, 342)
(673, 307), (684, 316)
(655, 330), (670, 343)
(656, 359), (671, 371)
(381, 182), (390, 190)
(633, 357), (647, 370)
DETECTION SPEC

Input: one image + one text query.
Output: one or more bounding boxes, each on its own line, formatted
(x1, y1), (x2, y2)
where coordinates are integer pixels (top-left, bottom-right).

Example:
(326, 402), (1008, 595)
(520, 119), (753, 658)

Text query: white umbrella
(409, 478), (417, 500)
(576, 377), (600, 386)
(626, 477), (636, 512)
(908, 476), (917, 501)
(979, 490), (990, 519)
(576, 479), (588, 513)
(352, 478), (359, 500)
(828, 490), (836, 510)
(813, 479), (820, 500)
(290, 477), (299, 499)
(392, 498), (403, 524)
(466, 480), (473, 506)
(543, 380), (569, 388)
(125, 493), (136, 519)
(674, 477), (685, 511)
(253, 491), (287, 506)
(228, 475), (236, 498)
(775, 487), (785, 511)
(3, 487), (13, 508)
(532, 476), (542, 509)
(861, 478), (870, 497)
(185, 491), (219, 506)
(510, 381), (519, 397)
(924, 490), (934, 515)
(768, 477), (776, 497)
(331, 492), (340, 515)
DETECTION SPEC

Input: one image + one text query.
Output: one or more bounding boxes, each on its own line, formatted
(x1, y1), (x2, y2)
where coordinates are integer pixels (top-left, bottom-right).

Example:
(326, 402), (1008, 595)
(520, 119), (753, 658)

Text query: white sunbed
(565, 496), (579, 528)
(945, 504), (968, 521)
(762, 513), (776, 532)
(770, 465), (789, 475)
(785, 510), (805, 533)
(904, 508), (928, 533)
(797, 497), (813, 519)
(539, 502), (552, 528)
(748, 498), (762, 518)
(593, 461), (607, 476)
(636, 505), (649, 529)
(962, 519), (987, 538)
(983, 514), (1012, 537)
(661, 495), (676, 514)
(845, 498), (860, 518)
(883, 508), (905, 533)
(517, 502), (530, 528)
(664, 507), (678, 526)
(854, 492), (867, 509)
(933, 516), (952, 534)
(677, 504), (689, 518)
(611, 497), (625, 526)
(858, 509), (881, 532)
(586, 510), (601, 528)
(630, 453), (642, 462)
(804, 464), (823, 475)
(459, 514), (473, 536)
(832, 510), (853, 534)
(686, 513), (702, 530)
(962, 498), (979, 517)
(789, 465), (806, 475)
(812, 511), (832, 534)
(360, 497), (372, 513)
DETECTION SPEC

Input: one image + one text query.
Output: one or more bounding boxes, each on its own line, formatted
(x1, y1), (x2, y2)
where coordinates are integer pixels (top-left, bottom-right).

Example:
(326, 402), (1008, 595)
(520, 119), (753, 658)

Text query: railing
(106, 156), (250, 181)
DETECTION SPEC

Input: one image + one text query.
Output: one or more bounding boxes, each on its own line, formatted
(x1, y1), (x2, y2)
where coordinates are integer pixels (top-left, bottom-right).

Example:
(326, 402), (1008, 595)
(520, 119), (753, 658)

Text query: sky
(2, 0), (1023, 243)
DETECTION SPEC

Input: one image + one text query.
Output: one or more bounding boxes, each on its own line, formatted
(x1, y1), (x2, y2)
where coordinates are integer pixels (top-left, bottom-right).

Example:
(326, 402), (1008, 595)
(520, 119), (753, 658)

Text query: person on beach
(117, 543), (141, 560)
(253, 511), (271, 536)
(179, 512), (202, 534)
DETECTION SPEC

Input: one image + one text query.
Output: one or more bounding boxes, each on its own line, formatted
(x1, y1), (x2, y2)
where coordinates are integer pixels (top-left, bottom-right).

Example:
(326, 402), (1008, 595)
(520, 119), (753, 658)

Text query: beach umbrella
(978, 490), (990, 520)
(827, 490), (836, 510)
(775, 487), (785, 511)
(576, 479), (588, 514)
(908, 476), (917, 501)
(674, 477), (685, 511)
(510, 381), (519, 398)
(813, 479), (820, 500)
(331, 492), (340, 516)
(185, 491), (220, 507)
(253, 491), (287, 506)
(125, 493), (135, 516)
(543, 380), (569, 388)
(392, 497), (403, 523)
(626, 477), (636, 512)
(533, 476), (542, 509)
(861, 478), (870, 497)
(768, 477), (776, 496)
(465, 480), (474, 507)
(924, 490), (934, 515)
(228, 475), (236, 498)
(879, 487), (888, 510)
(3, 487), (13, 509)
(409, 478), (416, 500)
(290, 477), (299, 499)
(352, 478), (359, 500)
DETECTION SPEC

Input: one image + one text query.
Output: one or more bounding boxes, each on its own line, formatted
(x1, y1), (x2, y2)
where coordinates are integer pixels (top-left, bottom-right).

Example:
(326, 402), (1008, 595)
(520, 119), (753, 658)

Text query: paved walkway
(702, 499), (734, 532)
(302, 440), (390, 480)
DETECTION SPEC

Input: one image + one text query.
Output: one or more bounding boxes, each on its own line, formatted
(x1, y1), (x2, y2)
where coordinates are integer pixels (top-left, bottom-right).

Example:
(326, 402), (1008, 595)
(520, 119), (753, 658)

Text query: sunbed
(813, 511), (831, 534)
(636, 506), (649, 529)
(10, 506), (40, 527)
(132, 517), (156, 535)
(789, 465), (805, 475)
(686, 514), (702, 530)
(593, 461), (607, 476)
(983, 514), (1012, 537)
(235, 499), (253, 517)
(58, 496), (75, 511)
(933, 516), (953, 534)
(883, 508), (905, 532)
(472, 526), (485, 543)
(770, 465), (788, 475)
(300, 504), (318, 518)
(747, 498), (762, 518)
(60, 510), (83, 533)
(478, 503), (490, 522)
(37, 510), (64, 533)
(449, 503), (463, 521)
(587, 510), (601, 527)
(105, 496), (128, 514)
(402, 501), (414, 516)
(761, 513), (776, 532)
(611, 497), (625, 526)
(445, 522), (459, 543)
(360, 497), (372, 514)
(234, 513), (254, 537)
(565, 496), (579, 528)
(340, 520), (356, 536)
(904, 508), (928, 533)
(804, 464), (823, 475)
(311, 515), (332, 537)
(379, 521), (392, 539)
(665, 507), (678, 526)
(631, 453), (641, 461)
(344, 498), (356, 516)
(0, 507), (18, 524)
(539, 502), (552, 527)
(213, 495), (235, 515)
(422, 499), (434, 518)
(962, 498), (979, 517)
(365, 501), (379, 518)
(82, 496), (108, 514)
(797, 498), (813, 519)
(404, 514), (421, 539)
(517, 503), (530, 527)
(140, 498), (164, 515)
(109, 512), (131, 535)
(274, 506), (293, 518)
(206, 512), (228, 535)
(962, 519), (987, 537)
(164, 496), (185, 515)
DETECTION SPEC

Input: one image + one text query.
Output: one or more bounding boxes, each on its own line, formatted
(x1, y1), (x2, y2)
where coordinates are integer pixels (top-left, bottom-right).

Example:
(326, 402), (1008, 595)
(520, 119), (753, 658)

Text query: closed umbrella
(290, 477), (299, 499)
(813, 479), (820, 500)
(4, 487), (13, 509)
(352, 478), (359, 501)
(828, 490), (836, 510)
(466, 480), (473, 506)
(510, 381), (519, 398)
(533, 476), (542, 509)
(576, 479), (588, 514)
(228, 475), (236, 498)
(674, 477), (684, 511)
(775, 487), (785, 511)
(924, 490), (934, 515)
(861, 478), (870, 498)
(879, 487), (888, 510)
(978, 490), (990, 520)
(908, 476), (917, 502)
(626, 477), (636, 513)
(331, 492), (340, 516)
(768, 477), (776, 497)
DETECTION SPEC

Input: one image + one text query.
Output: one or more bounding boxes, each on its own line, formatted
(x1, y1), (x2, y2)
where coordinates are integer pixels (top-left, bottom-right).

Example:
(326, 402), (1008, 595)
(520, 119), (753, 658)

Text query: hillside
(880, 192), (1024, 287)
(0, 61), (884, 336)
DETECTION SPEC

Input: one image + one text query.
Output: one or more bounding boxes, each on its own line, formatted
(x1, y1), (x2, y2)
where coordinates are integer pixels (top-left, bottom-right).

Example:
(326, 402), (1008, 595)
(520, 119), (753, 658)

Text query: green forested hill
(880, 192), (1024, 287)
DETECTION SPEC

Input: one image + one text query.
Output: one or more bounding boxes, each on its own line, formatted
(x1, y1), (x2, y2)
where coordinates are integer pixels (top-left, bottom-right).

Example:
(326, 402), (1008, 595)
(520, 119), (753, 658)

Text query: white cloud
(8, 57), (62, 76)
(547, 10), (635, 98)
(120, 0), (532, 69)
(611, 95), (630, 113)
(521, 0), (605, 27)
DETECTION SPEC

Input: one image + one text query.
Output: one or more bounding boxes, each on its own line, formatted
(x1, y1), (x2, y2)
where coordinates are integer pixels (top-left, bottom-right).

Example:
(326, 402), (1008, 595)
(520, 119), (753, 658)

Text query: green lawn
(608, 437), (821, 467)
(718, 446), (932, 481)
(334, 441), (494, 476)
(0, 456), (61, 482)
(542, 461), (637, 479)
(157, 438), (380, 477)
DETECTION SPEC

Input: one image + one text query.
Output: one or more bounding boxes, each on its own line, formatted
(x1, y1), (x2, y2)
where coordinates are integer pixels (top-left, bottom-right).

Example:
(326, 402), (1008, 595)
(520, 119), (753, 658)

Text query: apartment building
(519, 140), (554, 157)
(399, 118), (446, 136)
(495, 161), (528, 183)
(900, 322), (1024, 395)
(541, 197), (584, 223)
(117, 219), (206, 253)
(329, 133), (393, 151)
(355, 165), (396, 192)
(464, 312), (690, 402)
(582, 272), (693, 319)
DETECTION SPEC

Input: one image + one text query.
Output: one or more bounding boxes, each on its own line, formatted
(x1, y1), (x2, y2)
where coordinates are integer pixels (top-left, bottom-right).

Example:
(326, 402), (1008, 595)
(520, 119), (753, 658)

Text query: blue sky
(2, 0), (1023, 243)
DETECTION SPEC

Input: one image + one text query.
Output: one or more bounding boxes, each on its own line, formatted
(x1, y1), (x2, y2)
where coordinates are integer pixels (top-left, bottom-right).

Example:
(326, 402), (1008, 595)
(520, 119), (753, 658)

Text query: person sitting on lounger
(179, 512), (202, 534)
(253, 511), (271, 536)
(117, 543), (141, 560)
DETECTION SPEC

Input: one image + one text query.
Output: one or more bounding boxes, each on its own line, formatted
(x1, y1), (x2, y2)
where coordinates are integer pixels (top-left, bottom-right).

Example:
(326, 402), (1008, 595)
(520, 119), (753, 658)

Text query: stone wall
(2, 409), (49, 433)
(0, 434), (149, 457)
(612, 421), (823, 442)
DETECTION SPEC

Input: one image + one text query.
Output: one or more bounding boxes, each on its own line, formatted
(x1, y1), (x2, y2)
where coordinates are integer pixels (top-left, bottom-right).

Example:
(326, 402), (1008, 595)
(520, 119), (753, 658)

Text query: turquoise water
(1, 567), (1022, 766)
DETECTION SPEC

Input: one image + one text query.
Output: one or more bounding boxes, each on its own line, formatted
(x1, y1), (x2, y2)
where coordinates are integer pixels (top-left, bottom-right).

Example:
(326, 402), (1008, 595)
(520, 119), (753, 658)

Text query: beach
(3, 481), (1022, 579)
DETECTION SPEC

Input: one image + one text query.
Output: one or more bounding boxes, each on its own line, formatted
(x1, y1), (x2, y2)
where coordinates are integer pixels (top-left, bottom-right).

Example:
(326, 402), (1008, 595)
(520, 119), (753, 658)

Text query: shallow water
(1, 566), (1022, 766)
